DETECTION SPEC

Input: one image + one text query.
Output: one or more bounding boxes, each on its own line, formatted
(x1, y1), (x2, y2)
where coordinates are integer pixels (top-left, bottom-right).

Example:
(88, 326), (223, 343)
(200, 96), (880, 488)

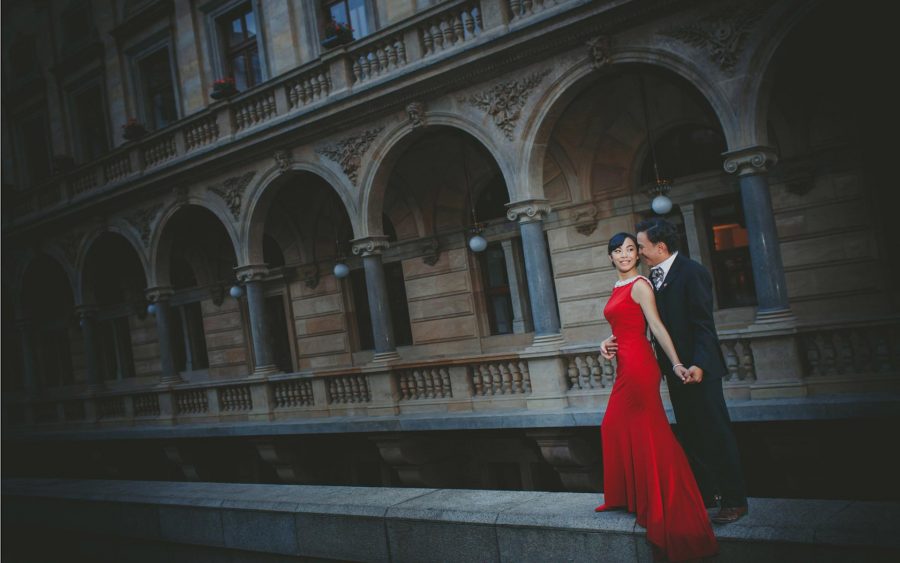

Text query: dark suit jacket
(652, 253), (727, 384)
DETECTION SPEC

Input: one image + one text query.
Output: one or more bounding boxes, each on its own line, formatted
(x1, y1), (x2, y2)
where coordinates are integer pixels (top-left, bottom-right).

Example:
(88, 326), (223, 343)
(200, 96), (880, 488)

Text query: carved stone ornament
(506, 199), (552, 223)
(127, 203), (163, 247)
(274, 150), (293, 173)
(316, 127), (384, 186)
(208, 283), (226, 306)
(302, 264), (320, 289)
(660, 2), (768, 74)
(174, 186), (189, 204)
(235, 264), (269, 283)
(586, 36), (612, 70)
(722, 147), (778, 176)
(351, 236), (390, 257)
(573, 205), (599, 236)
(208, 171), (256, 220)
(59, 229), (87, 266)
(406, 101), (426, 129)
(461, 69), (551, 140)
(421, 236), (441, 266)
(145, 286), (174, 303)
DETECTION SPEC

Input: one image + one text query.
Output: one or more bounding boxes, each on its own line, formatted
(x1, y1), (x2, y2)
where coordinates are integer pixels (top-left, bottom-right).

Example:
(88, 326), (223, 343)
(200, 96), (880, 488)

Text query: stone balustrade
(3, 320), (899, 431)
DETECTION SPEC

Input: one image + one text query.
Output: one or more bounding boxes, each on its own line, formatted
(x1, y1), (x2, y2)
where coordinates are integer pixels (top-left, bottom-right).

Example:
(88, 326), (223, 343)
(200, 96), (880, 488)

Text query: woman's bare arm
(631, 279), (688, 381)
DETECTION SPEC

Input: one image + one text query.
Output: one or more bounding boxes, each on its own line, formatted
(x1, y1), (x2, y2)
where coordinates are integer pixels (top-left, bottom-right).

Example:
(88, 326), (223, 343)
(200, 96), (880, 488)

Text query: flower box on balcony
(122, 119), (147, 142)
(210, 77), (238, 100)
(321, 20), (354, 49)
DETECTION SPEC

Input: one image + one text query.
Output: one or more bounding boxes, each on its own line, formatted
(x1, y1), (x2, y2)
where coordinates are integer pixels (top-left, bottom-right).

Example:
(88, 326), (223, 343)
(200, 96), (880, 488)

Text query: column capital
(506, 199), (551, 223)
(722, 146), (778, 176)
(74, 305), (99, 319)
(352, 235), (390, 257)
(145, 286), (174, 303)
(235, 264), (270, 283)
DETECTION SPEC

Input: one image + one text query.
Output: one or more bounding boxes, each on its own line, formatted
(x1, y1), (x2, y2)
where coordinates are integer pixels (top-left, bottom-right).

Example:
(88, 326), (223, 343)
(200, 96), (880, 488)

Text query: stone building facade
(3, 0), (897, 493)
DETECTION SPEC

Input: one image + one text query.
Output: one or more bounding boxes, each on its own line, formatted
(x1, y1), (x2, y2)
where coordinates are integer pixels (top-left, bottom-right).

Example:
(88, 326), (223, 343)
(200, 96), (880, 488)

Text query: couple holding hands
(595, 218), (748, 561)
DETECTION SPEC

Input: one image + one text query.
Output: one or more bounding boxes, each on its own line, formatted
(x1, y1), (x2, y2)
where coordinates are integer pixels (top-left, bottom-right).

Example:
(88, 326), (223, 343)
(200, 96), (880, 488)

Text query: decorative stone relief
(174, 186), (189, 205)
(723, 147), (778, 176)
(506, 199), (552, 223)
(316, 127), (384, 186)
(460, 69), (551, 140)
(406, 101), (425, 129)
(274, 150), (293, 173)
(127, 203), (163, 247)
(351, 236), (391, 257)
(235, 264), (269, 283)
(573, 205), (598, 236)
(421, 237), (441, 266)
(660, 3), (768, 74)
(302, 264), (320, 289)
(208, 171), (256, 220)
(586, 36), (612, 70)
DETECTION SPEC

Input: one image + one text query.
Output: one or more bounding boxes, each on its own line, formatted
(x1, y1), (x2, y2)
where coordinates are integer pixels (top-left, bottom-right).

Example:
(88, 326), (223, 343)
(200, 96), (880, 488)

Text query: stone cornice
(506, 199), (552, 223)
(723, 146), (778, 176)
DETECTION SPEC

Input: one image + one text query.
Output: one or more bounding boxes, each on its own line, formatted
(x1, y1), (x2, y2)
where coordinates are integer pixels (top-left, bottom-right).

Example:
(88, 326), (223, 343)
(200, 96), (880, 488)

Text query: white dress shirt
(651, 251), (678, 289)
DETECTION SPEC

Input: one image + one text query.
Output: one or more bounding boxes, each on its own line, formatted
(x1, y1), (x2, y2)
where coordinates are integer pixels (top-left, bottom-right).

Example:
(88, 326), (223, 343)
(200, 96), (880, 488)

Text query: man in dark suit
(602, 217), (748, 523)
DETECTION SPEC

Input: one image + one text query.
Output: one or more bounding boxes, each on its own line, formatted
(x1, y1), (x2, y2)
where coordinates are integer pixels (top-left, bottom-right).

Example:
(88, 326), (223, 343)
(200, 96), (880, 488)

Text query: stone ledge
(2, 479), (898, 562)
(4, 393), (899, 443)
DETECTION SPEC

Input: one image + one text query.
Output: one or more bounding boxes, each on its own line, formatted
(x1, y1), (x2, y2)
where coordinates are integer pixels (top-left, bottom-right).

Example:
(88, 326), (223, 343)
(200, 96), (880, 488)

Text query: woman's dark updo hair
(607, 232), (638, 256)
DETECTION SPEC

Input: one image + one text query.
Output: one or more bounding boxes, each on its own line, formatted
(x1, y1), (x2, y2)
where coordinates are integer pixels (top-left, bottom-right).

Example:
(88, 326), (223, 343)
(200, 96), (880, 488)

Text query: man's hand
(600, 335), (618, 360)
(685, 365), (704, 384)
(674, 364), (689, 383)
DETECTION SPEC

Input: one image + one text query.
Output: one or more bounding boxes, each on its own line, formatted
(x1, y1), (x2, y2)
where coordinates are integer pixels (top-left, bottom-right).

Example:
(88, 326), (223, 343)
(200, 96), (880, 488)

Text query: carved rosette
(421, 237), (440, 265)
(127, 203), (163, 247)
(586, 36), (612, 70)
(145, 286), (174, 303)
(274, 150), (293, 173)
(506, 199), (552, 223)
(660, 3), (767, 74)
(351, 236), (391, 257)
(316, 127), (384, 186)
(235, 264), (270, 284)
(461, 69), (551, 140)
(208, 171), (256, 221)
(406, 101), (425, 129)
(722, 147), (778, 176)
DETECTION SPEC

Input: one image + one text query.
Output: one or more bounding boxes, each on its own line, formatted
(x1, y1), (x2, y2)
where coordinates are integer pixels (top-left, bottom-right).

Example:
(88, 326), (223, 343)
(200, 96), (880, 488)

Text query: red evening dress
(597, 276), (718, 562)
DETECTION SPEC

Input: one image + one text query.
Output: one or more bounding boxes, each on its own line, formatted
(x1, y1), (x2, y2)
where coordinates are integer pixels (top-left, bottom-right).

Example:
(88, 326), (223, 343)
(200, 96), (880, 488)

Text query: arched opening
(21, 255), (76, 388)
(82, 233), (148, 381)
(157, 206), (241, 378)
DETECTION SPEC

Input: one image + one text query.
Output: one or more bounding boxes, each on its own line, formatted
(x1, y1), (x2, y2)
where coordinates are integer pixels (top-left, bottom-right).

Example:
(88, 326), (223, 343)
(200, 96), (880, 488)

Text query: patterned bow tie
(650, 266), (664, 289)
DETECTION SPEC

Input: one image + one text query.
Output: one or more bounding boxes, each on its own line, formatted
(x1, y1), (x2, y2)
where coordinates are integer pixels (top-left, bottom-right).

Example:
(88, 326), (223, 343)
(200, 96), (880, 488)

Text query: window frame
(64, 70), (111, 164)
(202, 0), (269, 88)
(322, 0), (377, 41)
(126, 31), (181, 131)
(12, 105), (53, 187)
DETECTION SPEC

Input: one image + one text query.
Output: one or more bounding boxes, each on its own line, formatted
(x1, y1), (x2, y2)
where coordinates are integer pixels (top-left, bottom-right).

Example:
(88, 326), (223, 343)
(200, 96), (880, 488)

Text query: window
(481, 243), (515, 335)
(219, 4), (261, 90)
(61, 0), (95, 49)
(70, 82), (110, 162)
(171, 302), (209, 372)
(97, 316), (136, 380)
(350, 261), (413, 351)
(325, 0), (373, 39)
(705, 196), (756, 308)
(17, 111), (52, 185)
(138, 48), (177, 129)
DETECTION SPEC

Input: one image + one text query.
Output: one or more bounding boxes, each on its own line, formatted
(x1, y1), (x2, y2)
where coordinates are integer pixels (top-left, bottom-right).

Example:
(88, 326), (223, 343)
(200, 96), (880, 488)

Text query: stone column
(352, 236), (399, 361)
(14, 318), (39, 395)
(501, 239), (531, 334)
(506, 199), (562, 345)
(680, 201), (717, 309)
(723, 147), (794, 324)
(236, 265), (280, 376)
(146, 286), (180, 383)
(76, 306), (101, 386)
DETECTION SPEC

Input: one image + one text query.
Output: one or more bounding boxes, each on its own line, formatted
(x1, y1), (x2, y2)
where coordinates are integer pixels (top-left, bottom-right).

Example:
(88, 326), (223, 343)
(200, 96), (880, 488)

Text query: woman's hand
(600, 335), (618, 360)
(674, 364), (690, 383)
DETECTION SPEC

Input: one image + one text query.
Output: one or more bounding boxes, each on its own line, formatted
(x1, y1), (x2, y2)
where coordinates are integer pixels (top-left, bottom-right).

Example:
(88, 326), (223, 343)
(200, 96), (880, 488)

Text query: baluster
(472, 365), (484, 395)
(566, 358), (579, 390)
(375, 47), (388, 74)
(723, 341), (738, 381)
(463, 9), (475, 37)
(586, 355), (601, 388)
(805, 334), (821, 376)
(440, 367), (451, 397)
(422, 26), (434, 55)
(452, 12), (464, 42)
(432, 23), (444, 50)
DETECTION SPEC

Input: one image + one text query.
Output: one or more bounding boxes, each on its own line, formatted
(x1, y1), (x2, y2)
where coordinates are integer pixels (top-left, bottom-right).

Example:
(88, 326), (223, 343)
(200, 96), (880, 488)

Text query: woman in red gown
(595, 232), (718, 562)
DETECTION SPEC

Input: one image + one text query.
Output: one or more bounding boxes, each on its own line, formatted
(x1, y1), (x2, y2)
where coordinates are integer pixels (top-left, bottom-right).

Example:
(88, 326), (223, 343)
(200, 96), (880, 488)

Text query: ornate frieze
(127, 203), (163, 247)
(208, 171), (256, 220)
(316, 127), (384, 186)
(351, 236), (391, 257)
(273, 150), (293, 173)
(406, 101), (426, 129)
(461, 69), (551, 140)
(660, 3), (768, 74)
(506, 199), (552, 223)
(722, 146), (778, 176)
(586, 36), (612, 71)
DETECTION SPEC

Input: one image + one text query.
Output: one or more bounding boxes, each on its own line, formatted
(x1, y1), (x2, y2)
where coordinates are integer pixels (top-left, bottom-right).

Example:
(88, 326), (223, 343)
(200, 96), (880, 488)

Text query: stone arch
(359, 114), (516, 238)
(76, 222), (151, 303)
(243, 161), (358, 266)
(521, 47), (739, 198)
(149, 199), (240, 288)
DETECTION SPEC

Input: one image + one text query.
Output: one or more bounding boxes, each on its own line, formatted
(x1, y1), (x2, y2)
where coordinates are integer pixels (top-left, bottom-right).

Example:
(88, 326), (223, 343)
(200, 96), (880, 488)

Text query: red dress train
(598, 276), (718, 562)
